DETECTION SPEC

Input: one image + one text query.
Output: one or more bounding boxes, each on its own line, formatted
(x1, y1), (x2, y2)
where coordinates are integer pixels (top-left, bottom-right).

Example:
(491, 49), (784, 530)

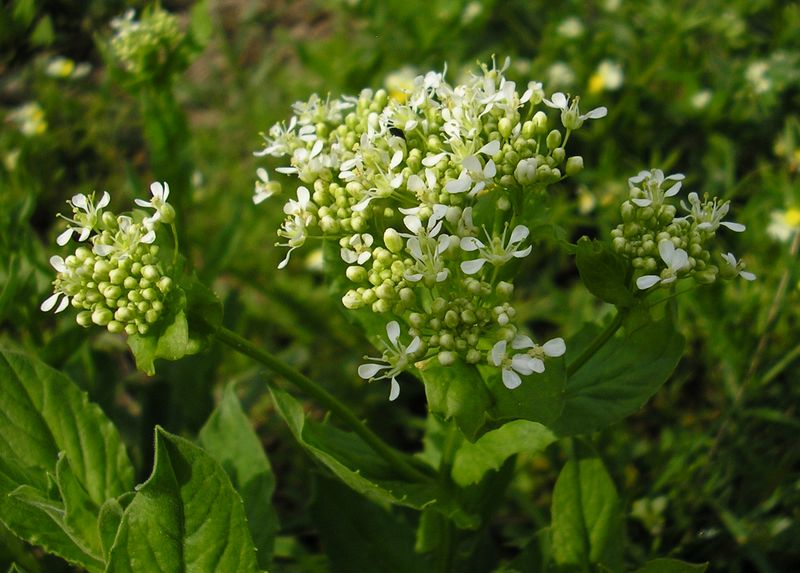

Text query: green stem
(215, 326), (431, 483)
(435, 421), (461, 572)
(566, 310), (624, 377)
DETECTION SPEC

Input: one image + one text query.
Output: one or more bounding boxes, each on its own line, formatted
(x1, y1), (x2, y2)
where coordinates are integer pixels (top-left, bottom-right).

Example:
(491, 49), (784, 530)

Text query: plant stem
(566, 310), (624, 377)
(215, 326), (431, 483)
(435, 421), (461, 572)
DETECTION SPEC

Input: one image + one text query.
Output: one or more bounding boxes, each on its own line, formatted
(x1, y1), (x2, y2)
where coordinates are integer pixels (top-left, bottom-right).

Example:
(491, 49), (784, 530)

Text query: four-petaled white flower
(683, 192), (745, 233)
(135, 181), (172, 227)
(636, 240), (690, 289)
(721, 252), (756, 281)
(445, 141), (501, 196)
(627, 169), (685, 207)
(543, 92), (607, 130)
(40, 256), (71, 313)
(341, 233), (374, 264)
(489, 334), (565, 389)
(358, 321), (421, 401)
(57, 191), (110, 245)
(460, 224), (532, 275)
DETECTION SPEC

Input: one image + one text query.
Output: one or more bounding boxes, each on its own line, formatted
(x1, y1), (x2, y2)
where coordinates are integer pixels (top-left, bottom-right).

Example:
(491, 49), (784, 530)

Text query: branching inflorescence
(254, 59), (605, 398)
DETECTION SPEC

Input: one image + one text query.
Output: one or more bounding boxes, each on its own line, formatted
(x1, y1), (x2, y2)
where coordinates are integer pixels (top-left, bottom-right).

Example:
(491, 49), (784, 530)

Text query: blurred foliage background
(1, 0), (798, 570)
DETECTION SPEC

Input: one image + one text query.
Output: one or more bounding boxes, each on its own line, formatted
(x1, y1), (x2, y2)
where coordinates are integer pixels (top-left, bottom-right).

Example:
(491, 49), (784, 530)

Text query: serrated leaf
(484, 356), (566, 427)
(106, 427), (259, 572)
(199, 384), (279, 569)
(0, 349), (133, 569)
(633, 558), (709, 573)
(553, 317), (684, 436)
(551, 444), (623, 570)
(420, 360), (490, 440)
(575, 237), (635, 307)
(311, 475), (431, 573)
(451, 420), (556, 486)
(270, 387), (478, 529)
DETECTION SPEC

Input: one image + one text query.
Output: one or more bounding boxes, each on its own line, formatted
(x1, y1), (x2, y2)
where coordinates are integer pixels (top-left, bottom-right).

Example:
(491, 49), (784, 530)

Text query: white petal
(406, 336), (421, 354)
(275, 166), (298, 174)
(277, 250), (292, 269)
(460, 258), (487, 275)
(631, 198), (652, 207)
(141, 230), (156, 244)
(358, 363), (389, 379)
(543, 337), (566, 357)
(658, 240), (676, 263)
(40, 293), (60, 312)
(490, 340), (506, 366)
(134, 198), (152, 208)
(340, 248), (357, 264)
(460, 236), (484, 252)
(664, 181), (682, 196)
(55, 296), (70, 313)
(741, 271), (756, 281)
(93, 244), (115, 256)
(513, 245), (533, 258)
(435, 270), (449, 282)
(150, 181), (164, 199)
(310, 139), (324, 159)
(502, 368), (522, 389)
(386, 321), (401, 345)
(71, 194), (88, 210)
(297, 186), (310, 207)
(665, 173), (685, 181)
(407, 174), (425, 193)
(509, 225), (530, 244)
(56, 228), (73, 246)
(390, 150), (403, 169)
(404, 215), (422, 234)
(511, 354), (537, 375)
(671, 248), (689, 271)
(257, 167), (269, 182)
(636, 274), (661, 290)
(478, 140), (501, 156)
(530, 357), (545, 373)
(549, 92), (568, 109)
(422, 152), (448, 167)
(352, 197), (372, 212)
(484, 159), (497, 178)
(404, 272), (423, 282)
(97, 191), (111, 209)
(583, 106), (608, 119)
(389, 378), (401, 401)
(78, 227), (92, 242)
(721, 252), (736, 266)
(462, 155), (481, 173)
(49, 255), (67, 273)
(511, 335), (534, 349)
(357, 251), (371, 265)
(445, 172), (471, 194)
(720, 221), (746, 232)
(628, 171), (650, 185)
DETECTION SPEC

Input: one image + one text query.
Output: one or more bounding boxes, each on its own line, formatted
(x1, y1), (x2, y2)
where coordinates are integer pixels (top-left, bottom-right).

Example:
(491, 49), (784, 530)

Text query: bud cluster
(609, 169), (754, 289)
(109, 8), (185, 78)
(42, 183), (176, 336)
(255, 59), (606, 397)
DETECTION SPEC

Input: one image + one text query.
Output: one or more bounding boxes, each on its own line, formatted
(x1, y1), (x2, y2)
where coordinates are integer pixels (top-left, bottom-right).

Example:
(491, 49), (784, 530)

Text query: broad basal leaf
(553, 316), (684, 436)
(270, 387), (478, 529)
(551, 443), (623, 571)
(0, 348), (133, 569)
(106, 427), (259, 572)
(199, 384), (279, 569)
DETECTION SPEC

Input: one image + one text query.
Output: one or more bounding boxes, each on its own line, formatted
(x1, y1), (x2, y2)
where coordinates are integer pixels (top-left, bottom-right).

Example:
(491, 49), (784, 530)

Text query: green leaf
(451, 420), (556, 487)
(56, 455), (102, 558)
(97, 494), (133, 560)
(7, 564), (30, 573)
(551, 444), (623, 571)
(420, 360), (491, 440)
(484, 356), (566, 427)
(633, 558), (709, 573)
(311, 475), (431, 573)
(106, 427), (259, 572)
(0, 349), (133, 569)
(199, 384), (279, 569)
(553, 317), (685, 436)
(270, 387), (478, 529)
(575, 237), (635, 307)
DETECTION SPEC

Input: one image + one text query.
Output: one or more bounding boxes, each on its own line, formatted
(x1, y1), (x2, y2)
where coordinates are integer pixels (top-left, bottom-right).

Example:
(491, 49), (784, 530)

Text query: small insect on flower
(358, 321), (421, 401)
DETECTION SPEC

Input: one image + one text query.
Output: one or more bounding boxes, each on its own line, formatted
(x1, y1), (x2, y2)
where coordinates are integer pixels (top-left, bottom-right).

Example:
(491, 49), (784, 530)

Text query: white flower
(543, 92), (607, 130)
(489, 335), (565, 389)
(341, 233), (374, 264)
(682, 192), (745, 233)
(57, 191), (111, 245)
(445, 154), (497, 196)
(588, 60), (624, 93)
(404, 234), (450, 283)
(557, 17), (584, 39)
(460, 225), (532, 275)
(547, 62), (575, 88)
(627, 169), (685, 208)
(358, 321), (421, 401)
(40, 256), (71, 313)
(92, 215), (155, 259)
(253, 168), (280, 204)
(276, 214), (310, 269)
(766, 208), (800, 242)
(721, 252), (756, 281)
(135, 181), (172, 226)
(636, 240), (690, 289)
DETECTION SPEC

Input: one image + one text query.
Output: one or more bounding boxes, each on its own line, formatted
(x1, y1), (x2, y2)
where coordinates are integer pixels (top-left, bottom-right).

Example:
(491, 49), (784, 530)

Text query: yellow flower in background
(767, 208), (800, 242)
(384, 66), (417, 103)
(588, 60), (624, 94)
(46, 56), (91, 79)
(7, 102), (47, 137)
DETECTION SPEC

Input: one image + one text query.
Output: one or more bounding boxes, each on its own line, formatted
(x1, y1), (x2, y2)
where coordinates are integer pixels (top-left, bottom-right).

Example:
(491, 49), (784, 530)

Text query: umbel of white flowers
(42, 183), (175, 336)
(610, 169), (755, 289)
(254, 58), (608, 399)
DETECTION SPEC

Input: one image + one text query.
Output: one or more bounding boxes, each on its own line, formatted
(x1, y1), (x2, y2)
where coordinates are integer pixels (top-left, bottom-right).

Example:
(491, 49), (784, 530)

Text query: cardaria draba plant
(254, 58), (606, 398)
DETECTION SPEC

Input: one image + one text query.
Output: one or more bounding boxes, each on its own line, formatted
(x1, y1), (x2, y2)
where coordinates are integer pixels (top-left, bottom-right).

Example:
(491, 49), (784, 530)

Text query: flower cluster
(109, 8), (185, 78)
(41, 183), (176, 336)
(255, 59), (607, 397)
(610, 169), (754, 289)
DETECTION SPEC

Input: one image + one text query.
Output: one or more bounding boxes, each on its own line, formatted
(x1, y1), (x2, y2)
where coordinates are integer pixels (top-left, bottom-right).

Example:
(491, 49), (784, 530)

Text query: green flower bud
(438, 351), (456, 366)
(107, 320), (124, 334)
(383, 228), (404, 253)
(91, 308), (113, 326)
(346, 265), (368, 283)
(551, 147), (566, 163)
(444, 310), (460, 328)
(546, 129), (562, 150)
(141, 265), (159, 281)
(496, 281), (514, 300)
(566, 156), (584, 176)
(532, 111), (548, 135)
(466, 349), (482, 364)
(157, 276), (172, 293)
(159, 203), (176, 224)
(76, 311), (93, 327)
(498, 117), (513, 138)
